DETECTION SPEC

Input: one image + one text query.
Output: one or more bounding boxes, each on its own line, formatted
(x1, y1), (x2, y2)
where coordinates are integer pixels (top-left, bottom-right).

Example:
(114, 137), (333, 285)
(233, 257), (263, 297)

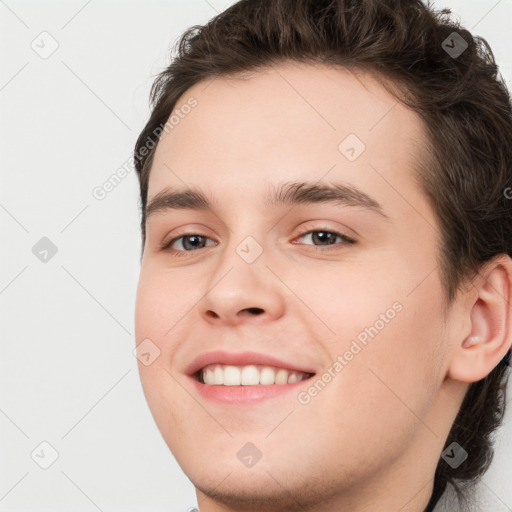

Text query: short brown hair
(133, 1), (512, 509)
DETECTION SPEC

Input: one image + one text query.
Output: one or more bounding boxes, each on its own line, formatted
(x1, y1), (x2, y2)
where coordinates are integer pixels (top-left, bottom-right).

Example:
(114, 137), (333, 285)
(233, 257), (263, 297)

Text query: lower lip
(188, 375), (315, 404)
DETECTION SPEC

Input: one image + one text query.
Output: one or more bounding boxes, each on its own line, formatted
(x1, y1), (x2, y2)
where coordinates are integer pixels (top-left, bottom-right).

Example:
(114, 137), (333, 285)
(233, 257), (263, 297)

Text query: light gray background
(0, 1), (511, 511)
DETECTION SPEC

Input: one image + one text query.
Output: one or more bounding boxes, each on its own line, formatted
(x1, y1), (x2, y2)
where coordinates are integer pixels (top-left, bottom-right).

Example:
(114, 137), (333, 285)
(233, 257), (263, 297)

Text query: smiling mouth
(195, 363), (316, 386)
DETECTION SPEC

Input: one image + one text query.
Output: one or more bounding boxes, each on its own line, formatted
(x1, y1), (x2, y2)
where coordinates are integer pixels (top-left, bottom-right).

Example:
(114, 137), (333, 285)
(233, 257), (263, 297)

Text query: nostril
(245, 307), (264, 315)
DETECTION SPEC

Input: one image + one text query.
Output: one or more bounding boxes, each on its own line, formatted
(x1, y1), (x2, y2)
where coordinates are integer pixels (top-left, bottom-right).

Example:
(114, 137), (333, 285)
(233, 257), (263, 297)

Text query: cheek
(134, 273), (185, 415)
(134, 277), (197, 456)
(287, 258), (399, 340)
(300, 261), (446, 427)
(346, 289), (445, 427)
(134, 268), (197, 347)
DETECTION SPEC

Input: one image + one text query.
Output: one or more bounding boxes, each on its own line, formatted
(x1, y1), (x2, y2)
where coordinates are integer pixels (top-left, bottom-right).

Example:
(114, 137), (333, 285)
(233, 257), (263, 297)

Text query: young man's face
(135, 62), (468, 511)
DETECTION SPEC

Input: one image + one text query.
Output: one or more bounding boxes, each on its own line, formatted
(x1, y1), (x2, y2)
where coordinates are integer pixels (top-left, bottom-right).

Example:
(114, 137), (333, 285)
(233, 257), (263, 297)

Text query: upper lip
(185, 350), (317, 377)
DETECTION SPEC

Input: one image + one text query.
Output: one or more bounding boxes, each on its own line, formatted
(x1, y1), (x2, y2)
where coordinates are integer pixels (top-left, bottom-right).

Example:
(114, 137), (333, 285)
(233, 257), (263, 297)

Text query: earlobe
(447, 255), (512, 383)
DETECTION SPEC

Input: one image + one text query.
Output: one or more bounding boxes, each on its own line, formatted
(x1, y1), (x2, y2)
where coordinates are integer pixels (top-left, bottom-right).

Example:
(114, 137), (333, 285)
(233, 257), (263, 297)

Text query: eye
(292, 229), (356, 250)
(161, 233), (217, 256)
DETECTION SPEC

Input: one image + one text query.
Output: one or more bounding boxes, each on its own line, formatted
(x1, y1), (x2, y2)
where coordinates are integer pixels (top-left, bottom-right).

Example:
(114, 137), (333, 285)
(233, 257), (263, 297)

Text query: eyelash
(160, 228), (356, 257)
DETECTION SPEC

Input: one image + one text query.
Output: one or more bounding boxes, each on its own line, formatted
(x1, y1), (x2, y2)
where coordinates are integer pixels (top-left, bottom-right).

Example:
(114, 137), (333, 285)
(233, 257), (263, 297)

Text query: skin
(134, 61), (512, 512)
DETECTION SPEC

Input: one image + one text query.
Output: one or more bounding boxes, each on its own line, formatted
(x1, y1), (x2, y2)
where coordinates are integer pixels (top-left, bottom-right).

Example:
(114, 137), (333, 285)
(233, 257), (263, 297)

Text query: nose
(199, 245), (286, 327)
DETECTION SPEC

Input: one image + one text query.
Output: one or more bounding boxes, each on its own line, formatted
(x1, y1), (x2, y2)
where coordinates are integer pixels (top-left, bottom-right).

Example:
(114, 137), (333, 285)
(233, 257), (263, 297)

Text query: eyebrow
(145, 181), (389, 221)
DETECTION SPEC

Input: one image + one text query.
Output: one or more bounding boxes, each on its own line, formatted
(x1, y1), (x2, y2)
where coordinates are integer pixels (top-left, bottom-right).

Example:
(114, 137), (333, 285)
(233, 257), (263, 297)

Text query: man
(133, 1), (512, 510)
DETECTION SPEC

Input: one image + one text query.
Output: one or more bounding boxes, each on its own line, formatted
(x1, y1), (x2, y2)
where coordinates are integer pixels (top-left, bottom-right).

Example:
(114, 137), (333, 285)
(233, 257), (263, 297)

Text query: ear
(446, 254), (512, 383)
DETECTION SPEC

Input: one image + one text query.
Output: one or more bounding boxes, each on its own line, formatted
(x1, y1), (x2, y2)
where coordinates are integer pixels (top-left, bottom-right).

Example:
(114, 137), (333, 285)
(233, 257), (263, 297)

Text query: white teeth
(240, 365), (260, 385)
(260, 367), (275, 385)
(275, 368), (289, 385)
(223, 365), (240, 386)
(288, 373), (298, 384)
(200, 364), (311, 386)
(213, 365), (223, 385)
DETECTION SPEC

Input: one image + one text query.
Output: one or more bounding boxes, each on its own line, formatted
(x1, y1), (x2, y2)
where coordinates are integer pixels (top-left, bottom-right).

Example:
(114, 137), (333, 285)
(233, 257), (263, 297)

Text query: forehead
(147, 61), (429, 215)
